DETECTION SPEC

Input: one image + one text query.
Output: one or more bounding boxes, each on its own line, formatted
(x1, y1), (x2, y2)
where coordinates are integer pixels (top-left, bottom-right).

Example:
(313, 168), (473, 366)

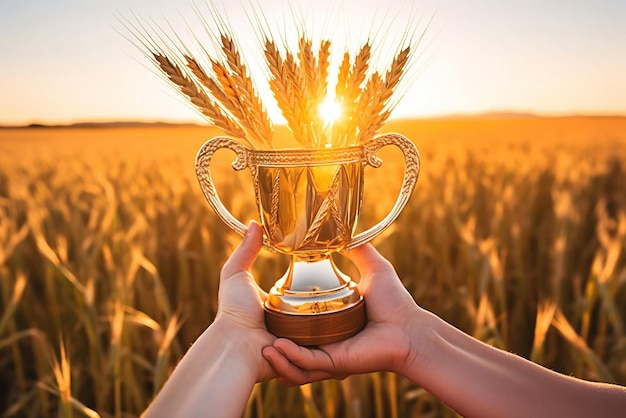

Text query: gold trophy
(136, 4), (424, 344)
(195, 134), (420, 345)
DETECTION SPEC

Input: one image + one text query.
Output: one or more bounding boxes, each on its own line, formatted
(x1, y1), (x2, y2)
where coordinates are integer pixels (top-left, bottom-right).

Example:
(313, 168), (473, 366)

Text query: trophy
(137, 4), (424, 344)
(195, 134), (419, 345)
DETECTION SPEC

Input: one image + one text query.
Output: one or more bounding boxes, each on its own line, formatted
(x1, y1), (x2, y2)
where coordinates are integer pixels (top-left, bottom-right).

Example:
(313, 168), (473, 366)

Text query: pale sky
(1, 0), (625, 126)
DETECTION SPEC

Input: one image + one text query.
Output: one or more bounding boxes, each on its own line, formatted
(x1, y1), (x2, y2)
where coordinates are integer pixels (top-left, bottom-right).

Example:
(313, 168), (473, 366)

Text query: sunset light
(0, 0), (625, 126)
(1, 1), (626, 417)
(319, 98), (342, 125)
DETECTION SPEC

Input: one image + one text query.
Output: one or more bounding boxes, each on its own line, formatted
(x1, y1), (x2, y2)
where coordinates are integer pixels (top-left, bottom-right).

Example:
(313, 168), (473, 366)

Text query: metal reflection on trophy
(196, 133), (419, 345)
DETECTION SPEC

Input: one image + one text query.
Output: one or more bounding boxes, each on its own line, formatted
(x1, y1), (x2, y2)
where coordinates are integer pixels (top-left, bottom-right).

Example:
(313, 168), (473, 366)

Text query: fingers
(262, 343), (336, 386)
(221, 221), (263, 280)
(273, 339), (336, 370)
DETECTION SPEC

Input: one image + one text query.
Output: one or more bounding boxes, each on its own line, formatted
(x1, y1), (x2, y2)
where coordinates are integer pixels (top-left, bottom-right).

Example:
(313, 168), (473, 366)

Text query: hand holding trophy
(135, 5), (422, 345)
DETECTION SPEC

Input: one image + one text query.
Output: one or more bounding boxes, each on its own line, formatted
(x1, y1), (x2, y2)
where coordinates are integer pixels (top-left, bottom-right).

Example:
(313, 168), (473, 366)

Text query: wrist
(396, 306), (440, 383)
(209, 317), (259, 356)
(208, 317), (271, 381)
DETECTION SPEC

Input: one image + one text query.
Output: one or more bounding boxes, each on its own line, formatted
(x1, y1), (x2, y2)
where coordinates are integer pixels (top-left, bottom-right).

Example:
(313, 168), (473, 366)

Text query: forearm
(144, 321), (257, 418)
(407, 312), (626, 418)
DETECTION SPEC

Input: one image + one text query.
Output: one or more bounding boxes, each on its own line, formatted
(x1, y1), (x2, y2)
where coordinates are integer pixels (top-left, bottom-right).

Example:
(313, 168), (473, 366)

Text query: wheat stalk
(153, 54), (250, 145)
(297, 37), (318, 145)
(297, 37), (331, 147)
(357, 45), (411, 143)
(317, 40), (331, 100)
(349, 43), (372, 95)
(334, 42), (372, 146)
(264, 38), (308, 146)
(217, 33), (273, 149)
(185, 55), (231, 112)
(185, 52), (260, 143)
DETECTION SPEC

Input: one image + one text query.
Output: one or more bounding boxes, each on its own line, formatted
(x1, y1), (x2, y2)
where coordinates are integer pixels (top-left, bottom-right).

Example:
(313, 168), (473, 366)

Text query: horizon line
(2, 111), (626, 129)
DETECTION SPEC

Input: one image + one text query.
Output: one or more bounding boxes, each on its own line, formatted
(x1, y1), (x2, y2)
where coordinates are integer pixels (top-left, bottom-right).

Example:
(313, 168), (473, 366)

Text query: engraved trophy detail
(196, 133), (420, 345)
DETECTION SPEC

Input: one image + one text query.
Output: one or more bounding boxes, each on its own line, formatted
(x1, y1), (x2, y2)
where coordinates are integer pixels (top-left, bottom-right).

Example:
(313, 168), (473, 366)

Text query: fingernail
(244, 220), (256, 235)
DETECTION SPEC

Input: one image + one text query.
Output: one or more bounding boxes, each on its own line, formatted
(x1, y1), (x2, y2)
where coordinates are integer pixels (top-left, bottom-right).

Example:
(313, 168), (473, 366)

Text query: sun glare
(319, 98), (342, 125)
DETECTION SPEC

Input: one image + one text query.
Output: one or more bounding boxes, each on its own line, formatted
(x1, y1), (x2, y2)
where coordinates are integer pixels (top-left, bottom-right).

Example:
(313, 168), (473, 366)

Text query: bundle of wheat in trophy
(132, 9), (418, 150)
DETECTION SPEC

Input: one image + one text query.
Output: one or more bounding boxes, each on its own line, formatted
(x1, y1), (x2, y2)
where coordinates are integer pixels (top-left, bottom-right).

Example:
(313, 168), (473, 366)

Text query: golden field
(1, 116), (626, 417)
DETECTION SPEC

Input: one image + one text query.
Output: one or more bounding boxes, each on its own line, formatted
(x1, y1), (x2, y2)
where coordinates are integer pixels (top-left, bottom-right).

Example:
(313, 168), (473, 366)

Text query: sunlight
(319, 97), (342, 125)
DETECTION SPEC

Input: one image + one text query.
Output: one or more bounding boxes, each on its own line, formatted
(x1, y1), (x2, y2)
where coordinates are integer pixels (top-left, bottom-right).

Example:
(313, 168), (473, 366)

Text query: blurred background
(1, 1), (625, 417)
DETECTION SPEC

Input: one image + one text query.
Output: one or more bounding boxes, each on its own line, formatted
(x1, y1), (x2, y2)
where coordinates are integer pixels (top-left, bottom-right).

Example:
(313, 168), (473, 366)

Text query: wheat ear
(357, 45), (411, 143)
(347, 43), (372, 100)
(297, 37), (316, 145)
(153, 53), (250, 145)
(185, 55), (232, 109)
(264, 39), (308, 146)
(218, 33), (273, 149)
(317, 40), (331, 101)
(334, 42), (372, 146)
(316, 40), (332, 145)
(298, 37), (331, 147)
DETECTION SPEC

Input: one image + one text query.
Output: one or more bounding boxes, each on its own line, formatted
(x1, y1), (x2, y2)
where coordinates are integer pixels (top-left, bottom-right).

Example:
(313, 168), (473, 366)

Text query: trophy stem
(282, 256), (350, 292)
(264, 256), (366, 346)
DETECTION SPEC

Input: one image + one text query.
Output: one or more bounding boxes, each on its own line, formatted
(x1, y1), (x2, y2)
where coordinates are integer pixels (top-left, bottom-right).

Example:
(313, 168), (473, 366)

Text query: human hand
(262, 243), (430, 386)
(210, 220), (276, 382)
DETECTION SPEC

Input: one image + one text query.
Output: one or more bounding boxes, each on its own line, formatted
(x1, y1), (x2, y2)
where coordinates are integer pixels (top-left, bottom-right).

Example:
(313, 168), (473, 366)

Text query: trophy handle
(345, 133), (421, 251)
(195, 136), (272, 248)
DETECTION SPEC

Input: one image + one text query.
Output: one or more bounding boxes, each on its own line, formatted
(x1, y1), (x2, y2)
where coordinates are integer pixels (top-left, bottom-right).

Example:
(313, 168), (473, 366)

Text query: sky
(1, 0), (625, 126)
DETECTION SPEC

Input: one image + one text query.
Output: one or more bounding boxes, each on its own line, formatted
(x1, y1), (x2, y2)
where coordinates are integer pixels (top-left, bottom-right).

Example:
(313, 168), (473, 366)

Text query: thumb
(220, 221), (263, 280)
(343, 243), (396, 285)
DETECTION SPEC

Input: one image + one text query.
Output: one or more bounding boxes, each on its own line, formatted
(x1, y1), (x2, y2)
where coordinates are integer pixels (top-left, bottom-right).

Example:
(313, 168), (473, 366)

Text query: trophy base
(264, 298), (366, 346)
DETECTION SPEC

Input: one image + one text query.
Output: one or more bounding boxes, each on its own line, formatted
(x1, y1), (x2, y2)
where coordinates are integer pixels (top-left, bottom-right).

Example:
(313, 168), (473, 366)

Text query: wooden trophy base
(264, 299), (366, 346)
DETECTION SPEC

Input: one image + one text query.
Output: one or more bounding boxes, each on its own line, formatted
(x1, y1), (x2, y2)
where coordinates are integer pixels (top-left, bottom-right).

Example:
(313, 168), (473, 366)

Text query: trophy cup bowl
(196, 133), (420, 345)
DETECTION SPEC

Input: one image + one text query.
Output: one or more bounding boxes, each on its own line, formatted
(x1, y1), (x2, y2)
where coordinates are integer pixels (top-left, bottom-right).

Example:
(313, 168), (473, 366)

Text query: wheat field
(1, 116), (625, 417)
